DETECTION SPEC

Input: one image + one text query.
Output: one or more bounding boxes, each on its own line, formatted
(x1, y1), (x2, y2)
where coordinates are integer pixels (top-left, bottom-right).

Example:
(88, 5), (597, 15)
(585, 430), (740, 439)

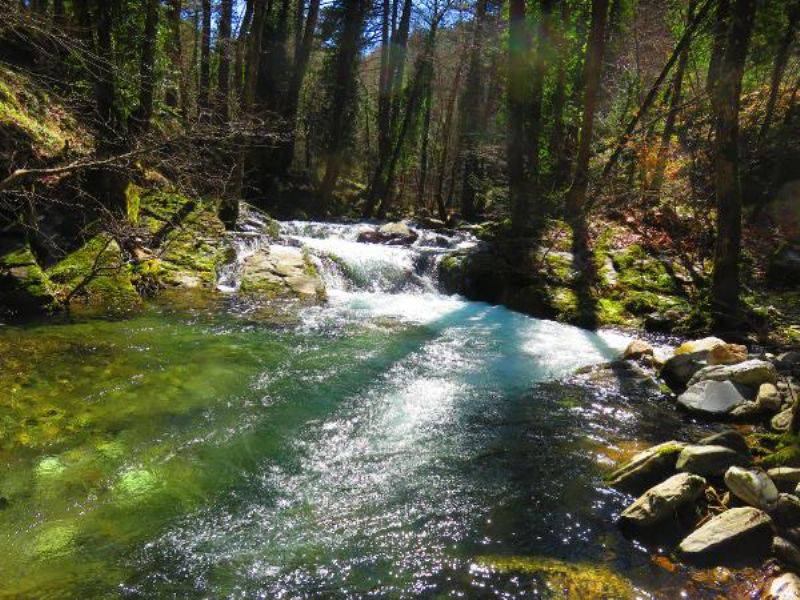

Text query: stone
(770, 468), (800, 492)
(618, 473), (707, 529)
(677, 380), (752, 416)
(661, 354), (707, 393)
(623, 339), (654, 361)
(674, 337), (727, 356)
(763, 573), (800, 600)
(724, 466), (778, 510)
(606, 440), (686, 494)
(708, 343), (749, 366)
(699, 430), (750, 455)
(768, 246), (800, 288)
(777, 352), (800, 375)
(688, 359), (779, 388)
(730, 401), (765, 421)
(679, 507), (773, 564)
(773, 538), (800, 572)
(676, 445), (746, 477)
(773, 409), (794, 433)
(759, 383), (784, 413)
(357, 222), (419, 245)
(773, 494), (800, 529)
(239, 246), (325, 301)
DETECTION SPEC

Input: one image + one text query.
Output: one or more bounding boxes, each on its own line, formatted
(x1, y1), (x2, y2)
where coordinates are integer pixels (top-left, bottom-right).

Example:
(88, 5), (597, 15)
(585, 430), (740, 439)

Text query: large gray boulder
(659, 337), (726, 391)
(676, 445), (746, 477)
(679, 507), (773, 564)
(618, 473), (706, 529)
(763, 572), (800, 600)
(687, 359), (778, 388)
(239, 246), (326, 302)
(724, 466), (778, 510)
(677, 380), (752, 416)
(605, 440), (686, 494)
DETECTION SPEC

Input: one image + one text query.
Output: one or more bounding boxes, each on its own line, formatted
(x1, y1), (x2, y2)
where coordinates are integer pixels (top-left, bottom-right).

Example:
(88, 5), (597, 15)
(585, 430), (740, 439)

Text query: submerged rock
(688, 359), (778, 388)
(724, 466), (778, 510)
(677, 380), (752, 416)
(763, 572), (800, 600)
(676, 445), (746, 477)
(606, 440), (686, 494)
(679, 507), (773, 564)
(618, 473), (706, 529)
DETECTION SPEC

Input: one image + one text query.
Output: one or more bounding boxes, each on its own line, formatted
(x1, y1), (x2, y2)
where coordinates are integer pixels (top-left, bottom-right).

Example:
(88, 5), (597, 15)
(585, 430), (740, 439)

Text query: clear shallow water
(0, 222), (745, 598)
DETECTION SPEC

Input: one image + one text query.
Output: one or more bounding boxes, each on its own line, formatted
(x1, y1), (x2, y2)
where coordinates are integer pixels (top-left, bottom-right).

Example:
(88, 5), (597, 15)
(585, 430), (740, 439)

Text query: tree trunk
(165, 0), (184, 113)
(234, 0), (254, 102)
(199, 0), (212, 112)
(564, 0), (609, 277)
(709, 0), (757, 330)
(377, 0), (392, 168)
(131, 0), (160, 133)
(216, 0), (234, 121)
(457, 0), (488, 222)
(243, 0), (268, 109)
(549, 0), (571, 189)
(434, 54), (467, 221)
(416, 73), (434, 210)
(507, 0), (531, 234)
(760, 0), (800, 138)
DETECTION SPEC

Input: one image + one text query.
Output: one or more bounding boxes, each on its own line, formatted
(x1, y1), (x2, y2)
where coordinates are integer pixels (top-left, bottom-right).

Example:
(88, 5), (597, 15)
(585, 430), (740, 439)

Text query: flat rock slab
(618, 473), (706, 529)
(763, 572), (800, 600)
(679, 507), (772, 564)
(606, 440), (686, 494)
(699, 430), (750, 454)
(687, 359), (778, 388)
(677, 445), (746, 477)
(677, 380), (752, 415)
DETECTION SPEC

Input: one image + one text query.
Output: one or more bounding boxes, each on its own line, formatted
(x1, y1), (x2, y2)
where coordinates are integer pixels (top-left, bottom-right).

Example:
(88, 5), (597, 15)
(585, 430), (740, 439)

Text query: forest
(0, 0), (799, 598)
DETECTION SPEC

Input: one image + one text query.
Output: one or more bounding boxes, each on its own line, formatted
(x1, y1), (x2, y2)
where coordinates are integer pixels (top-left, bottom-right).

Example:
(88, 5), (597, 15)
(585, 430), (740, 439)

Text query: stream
(0, 220), (745, 598)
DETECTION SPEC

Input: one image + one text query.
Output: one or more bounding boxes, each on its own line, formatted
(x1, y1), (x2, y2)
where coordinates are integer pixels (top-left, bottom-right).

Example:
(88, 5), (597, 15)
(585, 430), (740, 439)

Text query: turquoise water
(0, 223), (745, 598)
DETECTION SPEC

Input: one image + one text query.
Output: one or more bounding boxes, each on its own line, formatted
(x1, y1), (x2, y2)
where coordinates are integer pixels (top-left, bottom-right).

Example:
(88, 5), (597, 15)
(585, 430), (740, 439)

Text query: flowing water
(0, 221), (748, 598)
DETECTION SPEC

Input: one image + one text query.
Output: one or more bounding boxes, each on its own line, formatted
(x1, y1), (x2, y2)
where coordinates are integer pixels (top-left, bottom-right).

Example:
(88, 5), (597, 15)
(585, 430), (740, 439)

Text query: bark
(258, 0), (291, 110)
(53, 0), (64, 23)
(709, 0), (757, 330)
(457, 0), (488, 221)
(131, 0), (160, 133)
(243, 0), (268, 109)
(565, 0), (609, 266)
(216, 0), (234, 121)
(165, 0), (184, 113)
(377, 0), (392, 168)
(549, 0), (571, 189)
(199, 0), (212, 111)
(94, 0), (119, 142)
(416, 71), (434, 210)
(760, 0), (800, 138)
(507, 0), (531, 234)
(434, 54), (467, 221)
(234, 0), (254, 100)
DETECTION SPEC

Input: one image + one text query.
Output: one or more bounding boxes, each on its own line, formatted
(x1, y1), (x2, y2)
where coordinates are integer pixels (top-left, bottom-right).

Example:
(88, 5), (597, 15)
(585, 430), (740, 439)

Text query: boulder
(357, 222), (419, 245)
(623, 339), (654, 361)
(677, 380), (752, 416)
(606, 440), (686, 494)
(730, 401), (765, 421)
(724, 466), (778, 510)
(674, 337), (727, 356)
(773, 538), (800, 572)
(618, 473), (707, 529)
(679, 507), (773, 564)
(688, 359), (779, 388)
(763, 573), (800, 600)
(777, 352), (800, 375)
(239, 246), (325, 301)
(768, 246), (800, 288)
(661, 354), (707, 392)
(773, 409), (794, 433)
(699, 430), (750, 455)
(759, 383), (784, 413)
(773, 494), (800, 529)
(676, 445), (746, 477)
(708, 343), (749, 366)
(769, 468), (800, 492)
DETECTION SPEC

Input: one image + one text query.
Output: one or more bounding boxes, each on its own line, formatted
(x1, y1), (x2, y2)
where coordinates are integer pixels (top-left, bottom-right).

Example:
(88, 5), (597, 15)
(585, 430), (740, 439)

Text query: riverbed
(0, 221), (752, 598)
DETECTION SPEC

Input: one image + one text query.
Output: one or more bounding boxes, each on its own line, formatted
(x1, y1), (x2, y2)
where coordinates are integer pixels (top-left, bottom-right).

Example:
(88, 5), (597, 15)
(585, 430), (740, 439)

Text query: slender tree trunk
(507, 0), (531, 234)
(165, 0), (184, 113)
(565, 0), (609, 275)
(760, 0), (800, 138)
(244, 0), (268, 108)
(416, 74), (434, 210)
(216, 0), (234, 121)
(131, 0), (160, 133)
(457, 0), (488, 221)
(549, 0), (571, 189)
(53, 0), (64, 23)
(709, 0), (757, 330)
(199, 0), (212, 112)
(434, 54), (467, 221)
(377, 0), (392, 168)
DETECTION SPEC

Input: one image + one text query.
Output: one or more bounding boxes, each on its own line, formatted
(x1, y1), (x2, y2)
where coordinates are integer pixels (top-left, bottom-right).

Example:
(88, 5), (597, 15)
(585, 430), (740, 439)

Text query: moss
(611, 244), (677, 294)
(46, 235), (139, 310)
(125, 183), (142, 225)
(0, 244), (58, 312)
(760, 435), (800, 468)
(596, 297), (630, 326)
(471, 555), (635, 599)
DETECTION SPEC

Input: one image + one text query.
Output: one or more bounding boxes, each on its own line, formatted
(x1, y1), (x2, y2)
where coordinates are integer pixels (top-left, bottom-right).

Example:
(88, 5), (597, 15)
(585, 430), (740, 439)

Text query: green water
(0, 290), (730, 599)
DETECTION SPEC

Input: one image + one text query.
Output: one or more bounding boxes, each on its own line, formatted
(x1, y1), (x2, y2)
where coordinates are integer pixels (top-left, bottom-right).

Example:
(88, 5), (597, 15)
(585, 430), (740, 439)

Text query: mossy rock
(46, 235), (139, 311)
(760, 435), (800, 468)
(611, 244), (679, 294)
(0, 243), (58, 315)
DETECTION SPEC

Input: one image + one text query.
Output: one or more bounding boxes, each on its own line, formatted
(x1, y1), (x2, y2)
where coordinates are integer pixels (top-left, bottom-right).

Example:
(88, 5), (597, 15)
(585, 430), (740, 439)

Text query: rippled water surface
(0, 222), (744, 598)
